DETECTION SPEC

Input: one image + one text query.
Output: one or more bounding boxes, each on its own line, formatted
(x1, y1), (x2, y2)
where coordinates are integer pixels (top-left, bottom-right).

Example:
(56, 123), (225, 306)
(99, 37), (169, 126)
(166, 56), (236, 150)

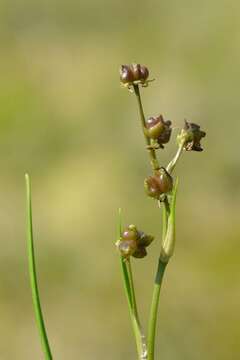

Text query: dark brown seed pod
(131, 63), (142, 81)
(144, 168), (173, 199)
(157, 167), (173, 193)
(120, 63), (150, 87)
(157, 118), (172, 148)
(144, 176), (162, 199)
(132, 246), (147, 258)
(184, 120), (206, 151)
(120, 65), (134, 84)
(140, 65), (149, 81)
(178, 120), (206, 151)
(138, 231), (154, 247)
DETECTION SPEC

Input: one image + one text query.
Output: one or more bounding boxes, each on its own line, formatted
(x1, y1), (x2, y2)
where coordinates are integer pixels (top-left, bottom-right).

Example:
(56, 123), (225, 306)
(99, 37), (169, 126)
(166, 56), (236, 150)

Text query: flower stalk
(118, 209), (147, 359)
(133, 84), (160, 173)
(117, 63), (206, 359)
(166, 143), (184, 174)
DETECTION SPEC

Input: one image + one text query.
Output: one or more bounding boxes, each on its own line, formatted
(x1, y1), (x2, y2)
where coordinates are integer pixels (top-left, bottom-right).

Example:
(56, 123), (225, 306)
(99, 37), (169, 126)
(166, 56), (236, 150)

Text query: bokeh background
(0, 0), (240, 359)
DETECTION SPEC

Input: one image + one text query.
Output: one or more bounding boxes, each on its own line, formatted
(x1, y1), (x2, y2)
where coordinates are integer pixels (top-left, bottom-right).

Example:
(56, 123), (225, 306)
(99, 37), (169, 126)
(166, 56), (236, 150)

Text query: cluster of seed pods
(116, 225), (154, 259)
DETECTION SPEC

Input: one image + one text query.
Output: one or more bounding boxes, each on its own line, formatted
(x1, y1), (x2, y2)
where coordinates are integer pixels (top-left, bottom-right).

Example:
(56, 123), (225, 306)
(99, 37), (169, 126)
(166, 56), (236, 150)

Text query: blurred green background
(0, 0), (240, 359)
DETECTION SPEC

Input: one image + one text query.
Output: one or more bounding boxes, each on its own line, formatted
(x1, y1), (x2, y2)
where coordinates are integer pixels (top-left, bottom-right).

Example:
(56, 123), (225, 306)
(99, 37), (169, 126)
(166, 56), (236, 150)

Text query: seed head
(119, 65), (134, 84)
(145, 115), (172, 148)
(144, 168), (173, 200)
(178, 120), (206, 151)
(120, 63), (151, 88)
(116, 225), (154, 259)
(144, 175), (162, 199)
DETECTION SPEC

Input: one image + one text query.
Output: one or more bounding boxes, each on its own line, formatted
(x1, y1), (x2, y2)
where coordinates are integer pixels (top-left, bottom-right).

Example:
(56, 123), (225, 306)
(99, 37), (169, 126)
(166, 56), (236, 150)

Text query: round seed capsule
(145, 116), (165, 139)
(132, 246), (147, 258)
(117, 239), (137, 258)
(131, 63), (142, 81)
(140, 65), (149, 81)
(144, 176), (162, 199)
(122, 226), (138, 242)
(157, 168), (173, 193)
(120, 65), (134, 84)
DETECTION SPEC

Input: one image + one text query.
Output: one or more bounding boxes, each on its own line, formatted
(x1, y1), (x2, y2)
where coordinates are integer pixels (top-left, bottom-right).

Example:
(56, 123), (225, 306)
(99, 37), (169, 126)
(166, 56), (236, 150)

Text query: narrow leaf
(25, 174), (53, 360)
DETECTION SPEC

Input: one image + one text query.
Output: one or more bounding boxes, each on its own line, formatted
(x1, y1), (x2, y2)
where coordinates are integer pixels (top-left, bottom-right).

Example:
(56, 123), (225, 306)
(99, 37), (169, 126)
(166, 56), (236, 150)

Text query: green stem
(120, 257), (147, 359)
(127, 260), (148, 359)
(147, 259), (167, 360)
(133, 84), (160, 173)
(118, 210), (147, 359)
(147, 200), (169, 360)
(126, 260), (139, 320)
(25, 174), (53, 360)
(166, 143), (184, 174)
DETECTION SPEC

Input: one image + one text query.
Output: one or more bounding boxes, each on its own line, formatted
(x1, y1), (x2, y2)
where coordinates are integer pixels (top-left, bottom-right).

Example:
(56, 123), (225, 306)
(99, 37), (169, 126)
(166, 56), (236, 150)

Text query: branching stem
(166, 143), (184, 174)
(133, 85), (160, 173)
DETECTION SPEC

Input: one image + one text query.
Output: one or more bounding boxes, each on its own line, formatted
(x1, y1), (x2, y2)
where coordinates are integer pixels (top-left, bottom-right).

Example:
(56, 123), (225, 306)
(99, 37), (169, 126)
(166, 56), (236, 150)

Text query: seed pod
(116, 239), (137, 258)
(131, 63), (142, 81)
(144, 176), (162, 199)
(144, 168), (173, 199)
(120, 65), (134, 84)
(144, 115), (172, 147)
(157, 167), (173, 193)
(120, 63), (150, 87)
(138, 231), (154, 247)
(145, 116), (165, 139)
(157, 118), (172, 148)
(178, 120), (206, 151)
(140, 65), (149, 81)
(116, 224), (154, 259)
(132, 246), (147, 259)
(122, 225), (138, 242)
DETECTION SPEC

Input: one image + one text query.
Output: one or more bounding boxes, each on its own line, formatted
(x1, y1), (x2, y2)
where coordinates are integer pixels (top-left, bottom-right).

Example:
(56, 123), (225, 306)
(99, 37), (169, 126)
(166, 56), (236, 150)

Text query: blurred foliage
(0, 0), (239, 359)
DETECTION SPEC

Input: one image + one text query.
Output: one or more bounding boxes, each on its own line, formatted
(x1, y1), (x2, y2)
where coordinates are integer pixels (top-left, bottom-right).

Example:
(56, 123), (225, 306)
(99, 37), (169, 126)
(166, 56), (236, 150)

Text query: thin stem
(126, 260), (139, 319)
(147, 200), (169, 360)
(118, 210), (147, 359)
(133, 84), (160, 173)
(147, 259), (167, 360)
(127, 260), (148, 359)
(148, 181), (178, 358)
(133, 84), (169, 358)
(166, 143), (184, 174)
(120, 258), (146, 359)
(120, 257), (133, 308)
(25, 174), (53, 360)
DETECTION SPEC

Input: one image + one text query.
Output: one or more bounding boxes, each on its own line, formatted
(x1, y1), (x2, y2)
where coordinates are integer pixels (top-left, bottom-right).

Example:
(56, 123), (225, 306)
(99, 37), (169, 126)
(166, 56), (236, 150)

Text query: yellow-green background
(0, 0), (239, 359)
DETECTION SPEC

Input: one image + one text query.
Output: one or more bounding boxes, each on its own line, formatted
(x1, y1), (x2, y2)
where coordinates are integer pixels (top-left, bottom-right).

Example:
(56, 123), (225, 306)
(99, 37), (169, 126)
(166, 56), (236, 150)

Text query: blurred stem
(25, 174), (53, 360)
(166, 143), (184, 174)
(133, 84), (160, 173)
